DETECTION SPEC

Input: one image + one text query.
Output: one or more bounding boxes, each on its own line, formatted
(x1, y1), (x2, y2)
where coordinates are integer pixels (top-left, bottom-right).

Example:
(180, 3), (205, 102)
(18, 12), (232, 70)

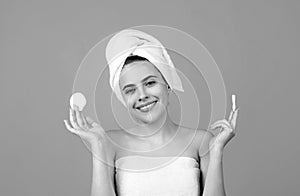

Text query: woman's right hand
(63, 105), (107, 148)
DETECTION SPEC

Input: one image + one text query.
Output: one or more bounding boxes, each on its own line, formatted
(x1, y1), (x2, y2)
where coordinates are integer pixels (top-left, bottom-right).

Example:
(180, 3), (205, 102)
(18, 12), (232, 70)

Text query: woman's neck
(131, 111), (179, 145)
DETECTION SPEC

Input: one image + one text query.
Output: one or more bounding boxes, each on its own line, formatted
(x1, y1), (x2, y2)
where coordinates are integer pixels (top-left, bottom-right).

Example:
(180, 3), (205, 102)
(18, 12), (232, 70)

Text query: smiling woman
(63, 28), (239, 196)
(119, 56), (171, 125)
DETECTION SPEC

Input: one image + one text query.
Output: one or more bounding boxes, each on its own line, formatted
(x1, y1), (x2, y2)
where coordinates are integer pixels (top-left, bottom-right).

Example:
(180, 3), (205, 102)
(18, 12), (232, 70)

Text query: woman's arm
(90, 141), (116, 196)
(201, 146), (226, 196)
(63, 106), (117, 196)
(199, 131), (226, 196)
(200, 94), (239, 196)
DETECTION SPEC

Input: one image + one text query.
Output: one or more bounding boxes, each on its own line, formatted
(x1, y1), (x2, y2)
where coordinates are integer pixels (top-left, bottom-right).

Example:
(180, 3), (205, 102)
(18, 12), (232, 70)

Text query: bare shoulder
(177, 125), (212, 140)
(196, 129), (214, 157)
(105, 128), (134, 148)
(103, 129), (126, 152)
(105, 129), (128, 146)
(105, 129), (124, 139)
(178, 125), (214, 157)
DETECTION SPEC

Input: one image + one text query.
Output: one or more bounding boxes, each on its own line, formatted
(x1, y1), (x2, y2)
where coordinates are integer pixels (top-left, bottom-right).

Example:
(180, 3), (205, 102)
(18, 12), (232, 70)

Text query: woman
(64, 29), (239, 196)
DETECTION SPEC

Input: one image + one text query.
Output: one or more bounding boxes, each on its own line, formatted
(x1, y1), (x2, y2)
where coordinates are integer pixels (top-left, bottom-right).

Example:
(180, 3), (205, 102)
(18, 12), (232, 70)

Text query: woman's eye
(125, 89), (135, 94)
(146, 81), (156, 86)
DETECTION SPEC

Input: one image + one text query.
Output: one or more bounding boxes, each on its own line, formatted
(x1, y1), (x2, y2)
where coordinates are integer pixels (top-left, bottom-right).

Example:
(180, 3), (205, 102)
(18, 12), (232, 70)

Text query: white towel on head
(106, 29), (184, 106)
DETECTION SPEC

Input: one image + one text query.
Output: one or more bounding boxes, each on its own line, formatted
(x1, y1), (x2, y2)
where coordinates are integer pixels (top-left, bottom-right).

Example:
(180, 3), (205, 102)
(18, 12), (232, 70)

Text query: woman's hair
(123, 55), (149, 67)
(122, 55), (170, 89)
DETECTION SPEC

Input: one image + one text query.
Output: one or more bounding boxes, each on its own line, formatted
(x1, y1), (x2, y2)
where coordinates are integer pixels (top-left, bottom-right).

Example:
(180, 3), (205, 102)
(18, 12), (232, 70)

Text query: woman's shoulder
(105, 129), (124, 137)
(104, 126), (214, 156)
(105, 129), (125, 140)
(105, 126), (213, 142)
(177, 125), (214, 156)
(105, 128), (132, 146)
(177, 125), (212, 139)
(103, 129), (129, 161)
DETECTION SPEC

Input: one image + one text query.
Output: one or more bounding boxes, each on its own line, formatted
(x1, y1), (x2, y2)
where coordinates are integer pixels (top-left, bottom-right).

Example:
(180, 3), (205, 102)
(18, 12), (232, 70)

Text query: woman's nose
(137, 85), (149, 102)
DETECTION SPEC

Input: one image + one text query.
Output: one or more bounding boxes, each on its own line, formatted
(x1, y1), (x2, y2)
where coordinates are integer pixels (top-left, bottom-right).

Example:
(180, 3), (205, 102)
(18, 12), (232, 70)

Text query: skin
(63, 60), (240, 196)
(118, 60), (178, 144)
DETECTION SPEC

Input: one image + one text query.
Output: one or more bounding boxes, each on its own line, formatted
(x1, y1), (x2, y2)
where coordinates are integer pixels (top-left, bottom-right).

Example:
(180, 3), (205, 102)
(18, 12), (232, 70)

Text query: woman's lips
(136, 101), (158, 112)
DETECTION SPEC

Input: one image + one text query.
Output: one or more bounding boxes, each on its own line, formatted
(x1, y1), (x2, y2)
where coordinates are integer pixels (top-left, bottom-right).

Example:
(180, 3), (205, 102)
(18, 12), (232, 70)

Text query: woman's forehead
(119, 61), (163, 83)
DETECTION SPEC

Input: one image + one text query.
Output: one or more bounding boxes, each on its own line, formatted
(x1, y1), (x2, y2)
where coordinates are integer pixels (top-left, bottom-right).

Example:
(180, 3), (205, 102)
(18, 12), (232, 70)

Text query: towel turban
(105, 29), (184, 106)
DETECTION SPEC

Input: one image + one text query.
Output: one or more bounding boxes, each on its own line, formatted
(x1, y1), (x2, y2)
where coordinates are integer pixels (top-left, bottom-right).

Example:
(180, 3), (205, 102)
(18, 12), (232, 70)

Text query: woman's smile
(119, 60), (171, 124)
(136, 100), (158, 112)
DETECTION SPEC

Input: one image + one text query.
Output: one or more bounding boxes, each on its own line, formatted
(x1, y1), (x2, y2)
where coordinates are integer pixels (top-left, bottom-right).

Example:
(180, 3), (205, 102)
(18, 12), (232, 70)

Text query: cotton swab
(232, 94), (236, 111)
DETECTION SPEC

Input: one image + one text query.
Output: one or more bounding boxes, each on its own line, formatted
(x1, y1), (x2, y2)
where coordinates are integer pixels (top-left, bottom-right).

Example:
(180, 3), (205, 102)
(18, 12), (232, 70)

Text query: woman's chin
(133, 109), (167, 125)
(133, 113), (157, 124)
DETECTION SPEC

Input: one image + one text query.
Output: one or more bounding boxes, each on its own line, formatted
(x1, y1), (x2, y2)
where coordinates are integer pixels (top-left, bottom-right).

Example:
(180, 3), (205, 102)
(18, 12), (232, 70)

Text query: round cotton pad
(70, 92), (87, 111)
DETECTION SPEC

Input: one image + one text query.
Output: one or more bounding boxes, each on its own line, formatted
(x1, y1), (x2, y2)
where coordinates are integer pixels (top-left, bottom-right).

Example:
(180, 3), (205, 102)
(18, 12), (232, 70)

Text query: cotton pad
(70, 92), (86, 111)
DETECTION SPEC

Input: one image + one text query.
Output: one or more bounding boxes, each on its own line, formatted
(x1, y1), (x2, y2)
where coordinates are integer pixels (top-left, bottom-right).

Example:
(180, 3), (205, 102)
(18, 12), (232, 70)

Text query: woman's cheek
(150, 85), (165, 94)
(126, 96), (136, 108)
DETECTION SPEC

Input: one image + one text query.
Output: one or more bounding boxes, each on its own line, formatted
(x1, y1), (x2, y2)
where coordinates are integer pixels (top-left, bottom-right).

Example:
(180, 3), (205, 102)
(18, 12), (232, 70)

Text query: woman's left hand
(208, 94), (240, 152)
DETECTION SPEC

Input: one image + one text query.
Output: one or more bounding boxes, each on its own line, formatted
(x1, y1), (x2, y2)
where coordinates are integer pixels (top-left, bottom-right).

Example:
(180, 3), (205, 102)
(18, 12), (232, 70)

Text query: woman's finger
(228, 109), (234, 122)
(209, 119), (232, 130)
(210, 124), (230, 132)
(230, 107), (240, 129)
(210, 119), (232, 129)
(69, 108), (79, 129)
(228, 108), (239, 127)
(74, 105), (84, 128)
(228, 94), (237, 122)
(81, 112), (89, 128)
(86, 116), (99, 128)
(64, 120), (80, 135)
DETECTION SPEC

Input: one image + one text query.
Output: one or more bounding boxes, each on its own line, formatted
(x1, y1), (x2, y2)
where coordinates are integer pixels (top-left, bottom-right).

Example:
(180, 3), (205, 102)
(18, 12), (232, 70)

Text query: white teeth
(138, 102), (156, 111)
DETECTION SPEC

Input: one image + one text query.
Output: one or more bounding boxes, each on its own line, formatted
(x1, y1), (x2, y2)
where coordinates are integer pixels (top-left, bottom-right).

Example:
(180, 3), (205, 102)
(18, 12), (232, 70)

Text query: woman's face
(119, 60), (170, 124)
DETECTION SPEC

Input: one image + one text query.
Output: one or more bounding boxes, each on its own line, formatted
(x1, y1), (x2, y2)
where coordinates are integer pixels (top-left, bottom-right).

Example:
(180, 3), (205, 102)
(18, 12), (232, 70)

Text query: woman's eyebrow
(122, 75), (157, 90)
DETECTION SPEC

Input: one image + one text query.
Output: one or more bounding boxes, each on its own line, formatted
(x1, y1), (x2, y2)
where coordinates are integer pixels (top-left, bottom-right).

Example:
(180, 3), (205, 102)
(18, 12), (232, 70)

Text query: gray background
(1, 0), (299, 195)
